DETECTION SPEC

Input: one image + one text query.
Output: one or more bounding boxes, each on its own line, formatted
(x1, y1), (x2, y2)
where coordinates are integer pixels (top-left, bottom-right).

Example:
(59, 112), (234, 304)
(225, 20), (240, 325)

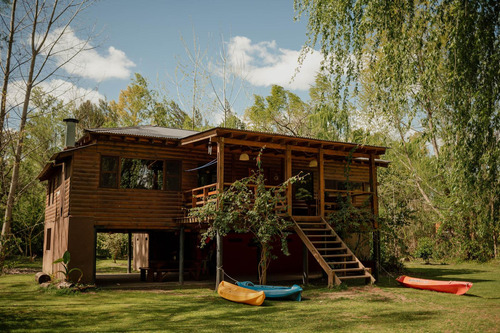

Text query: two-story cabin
(38, 120), (388, 287)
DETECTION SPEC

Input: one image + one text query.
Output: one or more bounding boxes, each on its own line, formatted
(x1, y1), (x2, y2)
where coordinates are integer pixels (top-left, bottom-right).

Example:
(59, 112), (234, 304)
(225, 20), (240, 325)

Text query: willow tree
(295, 0), (499, 259)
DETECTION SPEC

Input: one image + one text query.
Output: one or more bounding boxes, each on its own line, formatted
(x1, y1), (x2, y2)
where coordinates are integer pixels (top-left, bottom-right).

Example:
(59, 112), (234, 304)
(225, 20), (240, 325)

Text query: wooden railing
(182, 182), (287, 213)
(183, 183), (218, 209)
(323, 189), (372, 215)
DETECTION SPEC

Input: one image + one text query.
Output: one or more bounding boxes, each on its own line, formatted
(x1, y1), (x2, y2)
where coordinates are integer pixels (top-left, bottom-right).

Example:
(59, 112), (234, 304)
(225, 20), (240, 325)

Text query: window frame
(99, 155), (183, 192)
(99, 155), (120, 189)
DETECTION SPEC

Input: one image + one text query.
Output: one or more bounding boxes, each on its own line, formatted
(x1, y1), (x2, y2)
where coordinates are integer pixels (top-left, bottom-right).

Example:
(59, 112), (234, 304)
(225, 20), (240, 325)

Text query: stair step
(331, 267), (364, 272)
(297, 222), (326, 225)
(315, 247), (344, 251)
(306, 234), (335, 238)
(338, 274), (372, 280)
(328, 260), (358, 265)
(311, 241), (342, 245)
(293, 216), (322, 221)
(322, 254), (352, 258)
(301, 228), (330, 231)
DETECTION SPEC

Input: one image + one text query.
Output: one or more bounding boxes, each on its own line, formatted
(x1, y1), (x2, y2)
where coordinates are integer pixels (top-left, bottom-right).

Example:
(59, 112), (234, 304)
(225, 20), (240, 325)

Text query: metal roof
(85, 125), (199, 140)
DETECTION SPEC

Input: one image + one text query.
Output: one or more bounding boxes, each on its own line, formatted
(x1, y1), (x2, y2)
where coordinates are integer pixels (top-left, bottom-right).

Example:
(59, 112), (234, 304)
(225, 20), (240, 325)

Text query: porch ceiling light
(309, 159), (318, 167)
(239, 153), (249, 161)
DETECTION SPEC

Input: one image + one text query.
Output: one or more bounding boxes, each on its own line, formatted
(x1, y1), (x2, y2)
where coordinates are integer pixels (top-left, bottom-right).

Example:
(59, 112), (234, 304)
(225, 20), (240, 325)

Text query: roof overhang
(181, 127), (388, 159)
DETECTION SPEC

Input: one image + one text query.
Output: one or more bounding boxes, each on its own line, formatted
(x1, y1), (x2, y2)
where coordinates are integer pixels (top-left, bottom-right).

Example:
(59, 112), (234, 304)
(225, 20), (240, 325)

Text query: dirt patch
(5, 268), (40, 274)
(314, 285), (408, 302)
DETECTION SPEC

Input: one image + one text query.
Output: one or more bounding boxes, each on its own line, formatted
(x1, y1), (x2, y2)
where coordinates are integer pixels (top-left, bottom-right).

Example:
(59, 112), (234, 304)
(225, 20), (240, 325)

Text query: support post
(179, 226), (185, 285)
(215, 231), (223, 290)
(302, 243), (309, 285)
(369, 154), (380, 281)
(127, 232), (132, 273)
(319, 148), (324, 218)
(215, 138), (224, 290)
(285, 145), (292, 216)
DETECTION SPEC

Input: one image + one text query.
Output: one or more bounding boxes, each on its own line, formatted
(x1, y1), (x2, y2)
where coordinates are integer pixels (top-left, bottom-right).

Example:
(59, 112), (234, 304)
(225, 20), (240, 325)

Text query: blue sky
(50, 0), (324, 123)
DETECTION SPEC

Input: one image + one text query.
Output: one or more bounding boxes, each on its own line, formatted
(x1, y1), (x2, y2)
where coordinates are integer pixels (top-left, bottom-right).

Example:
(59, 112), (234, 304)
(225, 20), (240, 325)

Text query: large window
(120, 159), (164, 190)
(100, 156), (119, 188)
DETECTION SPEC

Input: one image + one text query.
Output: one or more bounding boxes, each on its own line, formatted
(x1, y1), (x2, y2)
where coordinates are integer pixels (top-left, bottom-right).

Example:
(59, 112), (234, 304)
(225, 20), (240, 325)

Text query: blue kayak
(236, 281), (303, 301)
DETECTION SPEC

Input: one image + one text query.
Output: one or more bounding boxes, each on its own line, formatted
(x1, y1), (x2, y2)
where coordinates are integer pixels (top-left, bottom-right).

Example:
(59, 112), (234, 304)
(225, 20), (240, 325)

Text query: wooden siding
(69, 141), (214, 227)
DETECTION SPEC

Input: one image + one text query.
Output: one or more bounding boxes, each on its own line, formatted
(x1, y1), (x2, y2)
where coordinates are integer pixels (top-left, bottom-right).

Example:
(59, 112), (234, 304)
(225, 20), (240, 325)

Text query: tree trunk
(258, 243), (269, 285)
(0, 7), (38, 251)
(0, 0), (17, 200)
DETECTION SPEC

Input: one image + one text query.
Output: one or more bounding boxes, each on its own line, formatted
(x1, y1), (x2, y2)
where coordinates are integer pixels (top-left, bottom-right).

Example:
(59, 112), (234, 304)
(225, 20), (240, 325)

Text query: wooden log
(35, 272), (51, 284)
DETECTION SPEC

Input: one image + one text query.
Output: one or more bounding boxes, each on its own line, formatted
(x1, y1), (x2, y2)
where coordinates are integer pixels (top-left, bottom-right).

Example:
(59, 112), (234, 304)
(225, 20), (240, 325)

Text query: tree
(244, 85), (311, 137)
(189, 152), (305, 284)
(1, 0), (94, 252)
(309, 73), (351, 141)
(295, 0), (500, 260)
(109, 73), (199, 129)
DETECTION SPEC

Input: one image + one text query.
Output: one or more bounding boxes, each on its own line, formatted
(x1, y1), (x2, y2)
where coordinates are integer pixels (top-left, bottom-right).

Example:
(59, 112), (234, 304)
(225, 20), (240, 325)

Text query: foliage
(53, 251), (83, 283)
(189, 151), (306, 284)
(244, 85), (312, 137)
(97, 233), (127, 263)
(295, 0), (500, 261)
(108, 73), (202, 130)
(414, 237), (434, 264)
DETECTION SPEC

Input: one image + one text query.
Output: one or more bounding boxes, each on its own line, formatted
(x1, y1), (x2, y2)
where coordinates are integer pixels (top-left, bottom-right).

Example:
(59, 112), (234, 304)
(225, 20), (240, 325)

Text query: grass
(0, 260), (499, 332)
(95, 258), (130, 273)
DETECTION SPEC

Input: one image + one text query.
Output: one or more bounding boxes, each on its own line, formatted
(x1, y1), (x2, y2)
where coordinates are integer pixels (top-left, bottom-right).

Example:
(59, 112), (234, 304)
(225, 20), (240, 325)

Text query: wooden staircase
(292, 216), (375, 287)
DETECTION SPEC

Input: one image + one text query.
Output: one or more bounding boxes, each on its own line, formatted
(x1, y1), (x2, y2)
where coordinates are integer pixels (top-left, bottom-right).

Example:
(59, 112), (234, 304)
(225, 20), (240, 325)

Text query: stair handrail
(290, 216), (341, 287)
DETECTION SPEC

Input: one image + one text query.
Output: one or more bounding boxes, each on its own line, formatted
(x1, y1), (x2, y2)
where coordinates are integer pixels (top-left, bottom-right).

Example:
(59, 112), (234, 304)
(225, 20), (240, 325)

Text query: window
(165, 160), (182, 191)
(46, 228), (52, 251)
(120, 159), (164, 190)
(100, 156), (119, 188)
(65, 159), (72, 180)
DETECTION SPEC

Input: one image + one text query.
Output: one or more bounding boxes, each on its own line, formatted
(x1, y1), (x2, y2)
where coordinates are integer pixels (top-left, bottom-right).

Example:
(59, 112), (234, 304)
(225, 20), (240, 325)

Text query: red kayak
(396, 275), (473, 295)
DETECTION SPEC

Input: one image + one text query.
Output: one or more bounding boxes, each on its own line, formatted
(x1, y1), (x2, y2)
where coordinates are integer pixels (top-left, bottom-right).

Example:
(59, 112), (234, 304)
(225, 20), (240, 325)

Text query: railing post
(285, 145), (292, 216)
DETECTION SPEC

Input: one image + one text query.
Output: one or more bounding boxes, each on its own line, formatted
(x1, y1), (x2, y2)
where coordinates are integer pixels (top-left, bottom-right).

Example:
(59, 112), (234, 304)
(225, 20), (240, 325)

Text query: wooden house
(38, 121), (388, 287)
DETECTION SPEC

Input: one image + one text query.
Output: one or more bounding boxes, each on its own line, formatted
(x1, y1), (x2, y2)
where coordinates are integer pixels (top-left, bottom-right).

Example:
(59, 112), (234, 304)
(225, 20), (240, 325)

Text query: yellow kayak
(217, 281), (265, 306)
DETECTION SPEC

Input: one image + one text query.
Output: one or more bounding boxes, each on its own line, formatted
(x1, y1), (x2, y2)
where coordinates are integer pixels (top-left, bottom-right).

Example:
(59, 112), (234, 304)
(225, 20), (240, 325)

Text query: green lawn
(0, 260), (499, 332)
(95, 258), (130, 273)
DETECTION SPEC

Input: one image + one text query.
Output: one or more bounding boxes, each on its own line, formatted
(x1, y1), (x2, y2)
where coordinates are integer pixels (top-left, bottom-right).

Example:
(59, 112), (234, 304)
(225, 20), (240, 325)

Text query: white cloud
(36, 79), (105, 105)
(8, 79), (105, 109)
(39, 27), (135, 82)
(227, 36), (323, 91)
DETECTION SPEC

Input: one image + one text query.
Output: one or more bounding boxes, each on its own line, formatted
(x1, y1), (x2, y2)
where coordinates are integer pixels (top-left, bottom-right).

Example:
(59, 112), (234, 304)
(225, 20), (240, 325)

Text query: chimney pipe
(63, 118), (79, 148)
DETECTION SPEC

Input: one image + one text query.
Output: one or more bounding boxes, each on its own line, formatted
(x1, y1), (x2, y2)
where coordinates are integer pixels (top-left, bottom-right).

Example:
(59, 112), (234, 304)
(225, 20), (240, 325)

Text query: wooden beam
(369, 154), (380, 282)
(223, 137), (375, 158)
(180, 129), (218, 146)
(319, 148), (325, 218)
(217, 138), (225, 195)
(369, 154), (379, 220)
(286, 145), (292, 216)
(215, 138), (224, 290)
